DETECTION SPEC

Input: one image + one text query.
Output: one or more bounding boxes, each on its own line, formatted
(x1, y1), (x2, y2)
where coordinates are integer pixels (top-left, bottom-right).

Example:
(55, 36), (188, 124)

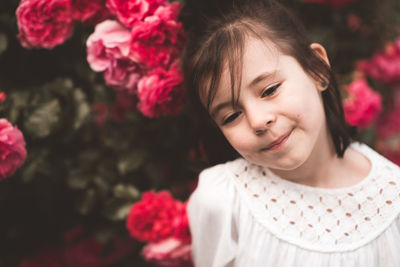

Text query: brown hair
(179, 0), (357, 163)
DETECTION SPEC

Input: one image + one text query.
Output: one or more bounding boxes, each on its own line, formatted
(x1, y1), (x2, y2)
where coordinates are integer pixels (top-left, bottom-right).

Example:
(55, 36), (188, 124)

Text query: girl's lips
(261, 129), (293, 151)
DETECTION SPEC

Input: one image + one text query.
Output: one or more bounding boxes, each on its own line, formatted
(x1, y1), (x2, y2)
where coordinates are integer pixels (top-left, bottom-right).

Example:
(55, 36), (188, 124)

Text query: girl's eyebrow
(247, 70), (277, 89)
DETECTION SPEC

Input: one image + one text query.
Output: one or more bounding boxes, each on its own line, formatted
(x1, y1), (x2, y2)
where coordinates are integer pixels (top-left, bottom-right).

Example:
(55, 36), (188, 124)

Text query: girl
(179, 0), (400, 266)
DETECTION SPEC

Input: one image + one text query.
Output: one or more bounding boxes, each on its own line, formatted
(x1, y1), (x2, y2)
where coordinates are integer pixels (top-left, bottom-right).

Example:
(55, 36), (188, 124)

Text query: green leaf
(23, 99), (61, 138)
(113, 184), (140, 200)
(102, 199), (133, 221)
(76, 188), (97, 215)
(0, 33), (8, 55)
(67, 171), (91, 190)
(117, 150), (146, 175)
(73, 89), (90, 130)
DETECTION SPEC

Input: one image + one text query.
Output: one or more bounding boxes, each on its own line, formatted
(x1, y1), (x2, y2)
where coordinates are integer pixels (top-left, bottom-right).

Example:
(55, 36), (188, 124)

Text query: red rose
(126, 191), (184, 242)
(71, 0), (111, 25)
(136, 62), (185, 118)
(16, 0), (75, 49)
(130, 3), (185, 68)
(358, 38), (400, 85)
(172, 202), (191, 243)
(302, 0), (358, 8)
(142, 238), (193, 267)
(106, 0), (167, 28)
(343, 79), (382, 128)
(0, 119), (27, 180)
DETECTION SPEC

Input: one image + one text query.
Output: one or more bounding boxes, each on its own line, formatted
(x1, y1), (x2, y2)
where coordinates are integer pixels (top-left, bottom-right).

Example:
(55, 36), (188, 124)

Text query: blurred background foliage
(0, 0), (399, 266)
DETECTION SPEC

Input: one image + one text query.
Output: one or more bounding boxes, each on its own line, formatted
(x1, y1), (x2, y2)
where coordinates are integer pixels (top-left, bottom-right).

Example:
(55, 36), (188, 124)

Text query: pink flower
(358, 38), (400, 85)
(343, 79), (382, 128)
(16, 0), (74, 49)
(137, 62), (185, 118)
(301, 0), (358, 8)
(104, 58), (143, 93)
(130, 3), (185, 68)
(86, 20), (143, 92)
(71, 0), (111, 25)
(142, 238), (193, 267)
(0, 119), (27, 180)
(106, 0), (167, 28)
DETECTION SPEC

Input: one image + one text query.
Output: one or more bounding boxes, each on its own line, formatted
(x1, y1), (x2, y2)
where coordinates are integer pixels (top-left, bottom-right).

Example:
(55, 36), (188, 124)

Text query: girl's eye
(222, 112), (241, 125)
(261, 83), (280, 98)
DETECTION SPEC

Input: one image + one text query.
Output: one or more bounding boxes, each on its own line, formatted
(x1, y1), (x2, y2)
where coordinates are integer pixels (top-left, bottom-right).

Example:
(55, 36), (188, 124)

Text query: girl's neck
(269, 133), (370, 189)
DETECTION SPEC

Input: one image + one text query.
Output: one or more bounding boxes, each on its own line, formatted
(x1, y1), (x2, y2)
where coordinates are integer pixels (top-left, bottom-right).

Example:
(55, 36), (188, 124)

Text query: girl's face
(205, 37), (331, 171)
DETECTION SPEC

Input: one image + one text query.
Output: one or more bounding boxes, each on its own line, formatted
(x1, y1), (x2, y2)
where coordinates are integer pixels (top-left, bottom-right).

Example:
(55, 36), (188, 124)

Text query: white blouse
(187, 143), (400, 267)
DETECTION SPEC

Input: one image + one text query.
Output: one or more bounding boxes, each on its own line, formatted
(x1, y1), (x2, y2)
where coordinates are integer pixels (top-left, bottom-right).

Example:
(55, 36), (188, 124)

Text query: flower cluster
(86, 1), (186, 118)
(126, 191), (192, 267)
(16, 0), (186, 118)
(0, 118), (27, 180)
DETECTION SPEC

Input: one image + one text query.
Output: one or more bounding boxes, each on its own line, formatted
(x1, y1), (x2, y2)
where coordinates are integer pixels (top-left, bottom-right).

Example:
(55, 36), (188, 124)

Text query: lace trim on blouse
(227, 143), (400, 252)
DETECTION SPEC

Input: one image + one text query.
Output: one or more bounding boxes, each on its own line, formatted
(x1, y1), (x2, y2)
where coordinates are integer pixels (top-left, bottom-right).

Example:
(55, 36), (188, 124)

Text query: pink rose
(343, 79), (382, 128)
(106, 0), (167, 28)
(137, 62), (185, 118)
(301, 0), (358, 8)
(358, 38), (400, 85)
(86, 20), (143, 92)
(16, 0), (75, 49)
(0, 119), (27, 180)
(71, 0), (111, 25)
(130, 3), (185, 68)
(142, 238), (193, 267)
(104, 58), (143, 93)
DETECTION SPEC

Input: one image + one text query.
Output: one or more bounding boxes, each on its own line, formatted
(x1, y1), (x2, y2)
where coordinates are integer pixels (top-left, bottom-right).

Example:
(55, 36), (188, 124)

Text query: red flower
(301, 0), (358, 8)
(129, 3), (185, 68)
(136, 62), (185, 118)
(358, 38), (400, 85)
(126, 191), (187, 243)
(16, 0), (74, 49)
(106, 0), (167, 28)
(71, 0), (111, 25)
(104, 57), (143, 94)
(142, 238), (193, 267)
(0, 119), (27, 180)
(343, 79), (382, 128)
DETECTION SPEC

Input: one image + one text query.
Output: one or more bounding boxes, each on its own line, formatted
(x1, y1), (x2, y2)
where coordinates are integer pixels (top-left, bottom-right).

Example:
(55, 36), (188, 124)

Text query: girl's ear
(310, 43), (330, 66)
(310, 43), (330, 91)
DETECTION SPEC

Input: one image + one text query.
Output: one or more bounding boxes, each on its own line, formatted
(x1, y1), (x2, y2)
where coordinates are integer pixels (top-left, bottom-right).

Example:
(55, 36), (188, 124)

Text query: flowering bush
(0, 119), (27, 180)
(16, 0), (75, 49)
(343, 79), (382, 127)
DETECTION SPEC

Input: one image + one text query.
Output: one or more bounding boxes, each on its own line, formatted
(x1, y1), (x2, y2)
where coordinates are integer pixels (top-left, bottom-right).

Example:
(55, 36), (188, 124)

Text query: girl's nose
(247, 108), (276, 135)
